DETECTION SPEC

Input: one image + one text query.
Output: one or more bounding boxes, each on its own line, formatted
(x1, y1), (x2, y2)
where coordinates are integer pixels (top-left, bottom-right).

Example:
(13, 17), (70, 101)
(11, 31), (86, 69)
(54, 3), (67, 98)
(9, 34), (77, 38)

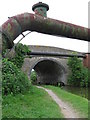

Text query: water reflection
(61, 86), (89, 99)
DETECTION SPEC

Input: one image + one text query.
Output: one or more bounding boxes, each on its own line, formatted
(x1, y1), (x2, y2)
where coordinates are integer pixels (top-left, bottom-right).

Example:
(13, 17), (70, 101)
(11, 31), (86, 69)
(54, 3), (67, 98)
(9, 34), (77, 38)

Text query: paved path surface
(36, 86), (80, 119)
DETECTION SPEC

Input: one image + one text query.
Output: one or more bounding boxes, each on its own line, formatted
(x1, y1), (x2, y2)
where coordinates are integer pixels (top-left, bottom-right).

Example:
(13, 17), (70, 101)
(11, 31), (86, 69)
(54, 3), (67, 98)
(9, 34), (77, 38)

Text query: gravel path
(36, 86), (80, 119)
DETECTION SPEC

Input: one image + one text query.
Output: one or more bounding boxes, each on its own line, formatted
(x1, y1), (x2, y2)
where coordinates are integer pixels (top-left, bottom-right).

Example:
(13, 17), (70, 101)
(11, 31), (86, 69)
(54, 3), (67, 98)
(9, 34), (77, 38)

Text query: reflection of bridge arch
(22, 57), (69, 85)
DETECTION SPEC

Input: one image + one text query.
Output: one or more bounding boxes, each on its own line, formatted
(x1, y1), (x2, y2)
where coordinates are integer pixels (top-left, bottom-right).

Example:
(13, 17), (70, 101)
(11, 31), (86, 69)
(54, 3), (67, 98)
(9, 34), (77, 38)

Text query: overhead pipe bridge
(0, 2), (90, 52)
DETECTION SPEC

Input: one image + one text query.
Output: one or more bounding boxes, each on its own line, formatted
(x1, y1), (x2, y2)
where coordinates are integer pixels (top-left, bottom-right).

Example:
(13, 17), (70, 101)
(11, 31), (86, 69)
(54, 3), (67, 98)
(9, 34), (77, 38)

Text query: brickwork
(83, 53), (90, 69)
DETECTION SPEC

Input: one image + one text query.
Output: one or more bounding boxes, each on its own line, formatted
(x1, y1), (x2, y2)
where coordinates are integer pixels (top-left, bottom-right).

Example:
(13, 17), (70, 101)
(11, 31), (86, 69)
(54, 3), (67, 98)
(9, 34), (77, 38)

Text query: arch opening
(30, 59), (66, 86)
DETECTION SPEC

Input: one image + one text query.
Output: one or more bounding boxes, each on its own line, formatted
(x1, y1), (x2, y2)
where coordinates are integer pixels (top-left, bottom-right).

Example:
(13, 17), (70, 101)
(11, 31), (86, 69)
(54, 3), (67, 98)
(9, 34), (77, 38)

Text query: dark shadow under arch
(30, 58), (67, 85)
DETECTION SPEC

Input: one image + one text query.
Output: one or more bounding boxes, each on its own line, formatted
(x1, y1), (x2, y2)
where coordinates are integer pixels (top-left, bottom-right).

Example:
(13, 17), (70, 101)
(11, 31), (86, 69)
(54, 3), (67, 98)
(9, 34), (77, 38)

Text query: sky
(0, 0), (89, 53)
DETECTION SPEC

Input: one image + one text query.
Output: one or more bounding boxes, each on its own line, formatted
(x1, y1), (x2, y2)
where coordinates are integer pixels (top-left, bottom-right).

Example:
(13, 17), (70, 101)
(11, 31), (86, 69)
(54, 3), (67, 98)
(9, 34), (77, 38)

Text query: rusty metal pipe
(0, 3), (90, 51)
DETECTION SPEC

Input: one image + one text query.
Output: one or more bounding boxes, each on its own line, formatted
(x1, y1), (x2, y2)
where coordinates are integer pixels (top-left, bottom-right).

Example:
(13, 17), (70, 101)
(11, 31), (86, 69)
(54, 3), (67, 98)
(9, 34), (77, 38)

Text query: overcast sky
(0, 0), (89, 52)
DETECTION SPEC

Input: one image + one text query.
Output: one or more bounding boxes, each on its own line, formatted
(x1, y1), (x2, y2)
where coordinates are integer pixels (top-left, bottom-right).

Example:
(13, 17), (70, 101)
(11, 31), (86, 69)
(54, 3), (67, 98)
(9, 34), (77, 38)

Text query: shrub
(80, 67), (88, 87)
(9, 43), (31, 69)
(2, 58), (31, 95)
(67, 54), (88, 87)
(30, 71), (37, 84)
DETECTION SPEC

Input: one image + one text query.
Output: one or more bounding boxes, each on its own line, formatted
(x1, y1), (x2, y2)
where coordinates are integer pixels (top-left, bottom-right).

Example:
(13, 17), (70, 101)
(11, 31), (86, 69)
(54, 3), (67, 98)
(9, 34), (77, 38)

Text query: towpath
(36, 86), (80, 119)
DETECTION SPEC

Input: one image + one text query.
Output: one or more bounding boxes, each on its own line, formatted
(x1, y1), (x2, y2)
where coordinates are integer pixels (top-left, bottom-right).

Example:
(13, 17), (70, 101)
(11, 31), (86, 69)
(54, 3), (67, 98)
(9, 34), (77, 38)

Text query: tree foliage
(2, 43), (31, 95)
(30, 71), (37, 84)
(9, 43), (31, 69)
(67, 55), (88, 87)
(2, 58), (31, 95)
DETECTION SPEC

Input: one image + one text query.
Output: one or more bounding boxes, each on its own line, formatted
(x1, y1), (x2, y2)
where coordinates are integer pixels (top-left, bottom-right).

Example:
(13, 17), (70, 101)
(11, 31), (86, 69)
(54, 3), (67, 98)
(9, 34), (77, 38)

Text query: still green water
(62, 86), (89, 100)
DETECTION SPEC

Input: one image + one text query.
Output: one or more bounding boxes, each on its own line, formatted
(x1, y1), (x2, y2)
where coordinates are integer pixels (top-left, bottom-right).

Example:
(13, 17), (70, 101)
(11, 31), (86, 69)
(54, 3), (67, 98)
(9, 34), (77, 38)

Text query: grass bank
(2, 86), (63, 118)
(44, 85), (88, 118)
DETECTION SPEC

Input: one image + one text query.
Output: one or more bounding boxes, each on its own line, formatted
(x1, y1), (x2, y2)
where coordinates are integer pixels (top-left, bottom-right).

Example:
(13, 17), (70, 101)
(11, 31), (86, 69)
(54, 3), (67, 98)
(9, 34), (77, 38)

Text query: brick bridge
(22, 45), (85, 85)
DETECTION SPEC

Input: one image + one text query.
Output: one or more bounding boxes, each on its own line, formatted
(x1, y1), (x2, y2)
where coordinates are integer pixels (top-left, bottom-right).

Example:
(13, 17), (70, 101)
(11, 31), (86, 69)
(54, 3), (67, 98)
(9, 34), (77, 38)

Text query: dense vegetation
(9, 43), (31, 68)
(67, 55), (89, 87)
(30, 71), (37, 84)
(2, 58), (30, 95)
(2, 43), (31, 95)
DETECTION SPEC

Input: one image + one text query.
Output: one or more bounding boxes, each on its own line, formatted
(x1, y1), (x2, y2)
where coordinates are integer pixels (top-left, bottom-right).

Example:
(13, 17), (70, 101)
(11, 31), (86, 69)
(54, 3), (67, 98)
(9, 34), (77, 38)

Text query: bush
(9, 43), (31, 69)
(30, 71), (37, 84)
(67, 55), (88, 87)
(80, 67), (88, 87)
(2, 58), (31, 95)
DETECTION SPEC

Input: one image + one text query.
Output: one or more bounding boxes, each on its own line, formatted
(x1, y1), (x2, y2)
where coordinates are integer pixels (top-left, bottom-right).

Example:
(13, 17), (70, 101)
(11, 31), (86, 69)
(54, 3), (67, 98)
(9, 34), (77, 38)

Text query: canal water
(61, 86), (90, 100)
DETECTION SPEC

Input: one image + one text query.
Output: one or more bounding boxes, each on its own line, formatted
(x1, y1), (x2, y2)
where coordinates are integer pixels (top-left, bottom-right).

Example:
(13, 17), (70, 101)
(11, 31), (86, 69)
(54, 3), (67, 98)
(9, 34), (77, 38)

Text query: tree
(9, 43), (31, 68)
(67, 54), (88, 87)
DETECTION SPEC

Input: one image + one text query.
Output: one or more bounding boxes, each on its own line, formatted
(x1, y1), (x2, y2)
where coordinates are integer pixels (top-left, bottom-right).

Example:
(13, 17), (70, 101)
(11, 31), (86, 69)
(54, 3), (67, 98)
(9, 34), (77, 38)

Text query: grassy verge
(2, 86), (64, 118)
(44, 85), (88, 118)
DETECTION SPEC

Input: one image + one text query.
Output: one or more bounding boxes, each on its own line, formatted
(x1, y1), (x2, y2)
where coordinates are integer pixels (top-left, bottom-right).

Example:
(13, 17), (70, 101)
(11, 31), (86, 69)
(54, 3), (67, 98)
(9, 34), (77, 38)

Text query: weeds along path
(36, 86), (80, 119)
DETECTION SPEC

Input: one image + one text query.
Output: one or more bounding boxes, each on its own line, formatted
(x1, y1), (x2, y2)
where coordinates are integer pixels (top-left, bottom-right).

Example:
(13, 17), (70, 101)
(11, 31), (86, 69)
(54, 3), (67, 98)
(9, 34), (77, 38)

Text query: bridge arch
(29, 57), (67, 85)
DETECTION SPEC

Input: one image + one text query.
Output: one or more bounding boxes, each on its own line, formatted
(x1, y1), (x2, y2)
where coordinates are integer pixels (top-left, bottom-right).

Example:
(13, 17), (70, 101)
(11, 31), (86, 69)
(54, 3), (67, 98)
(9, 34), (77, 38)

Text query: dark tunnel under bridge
(29, 58), (67, 85)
